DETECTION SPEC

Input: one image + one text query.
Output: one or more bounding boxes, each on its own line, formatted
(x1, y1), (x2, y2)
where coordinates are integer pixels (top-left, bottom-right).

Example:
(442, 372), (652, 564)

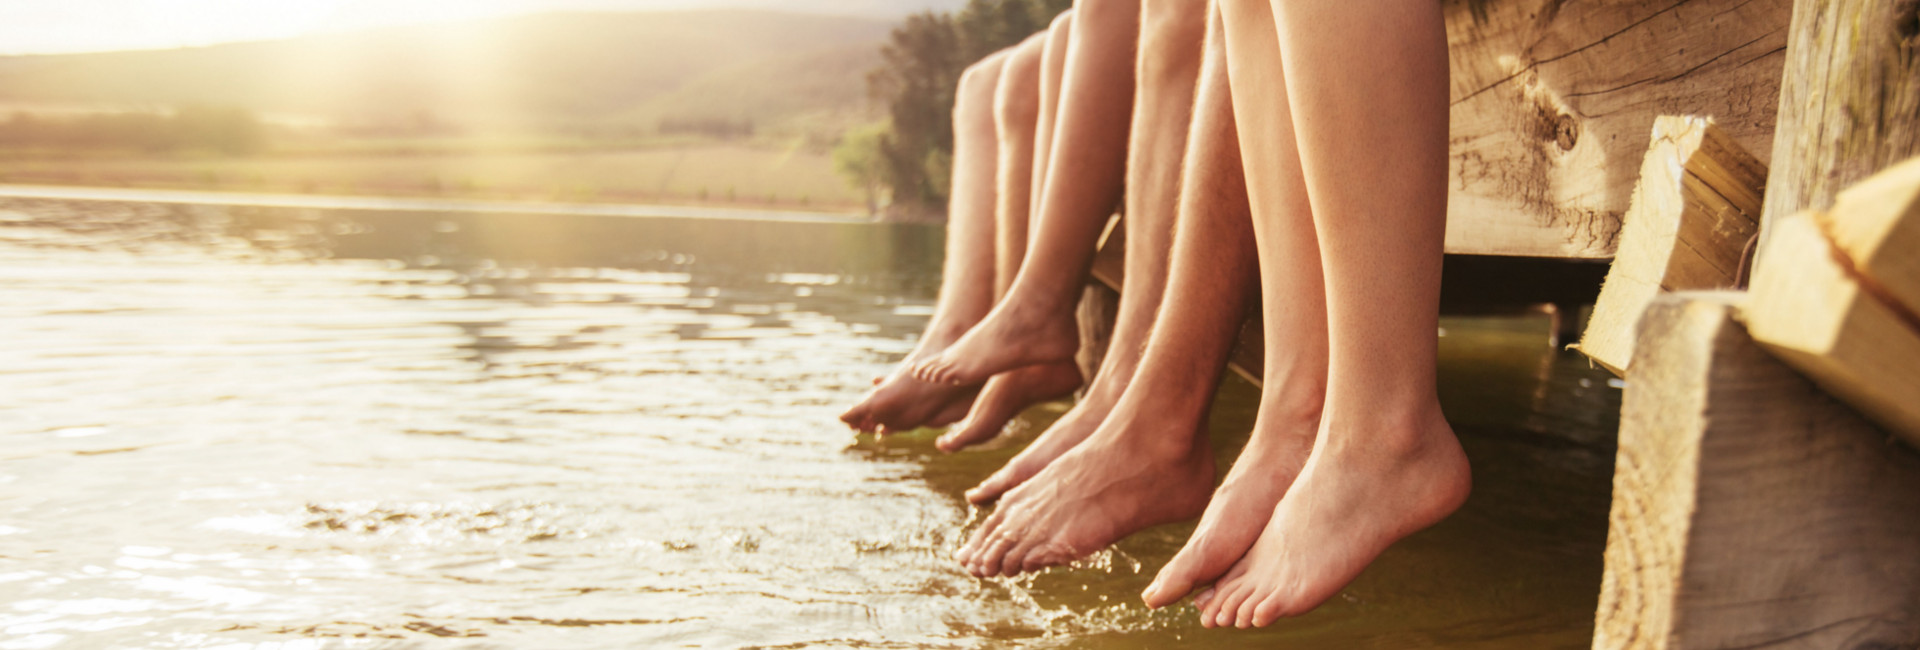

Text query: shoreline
(0, 183), (880, 225)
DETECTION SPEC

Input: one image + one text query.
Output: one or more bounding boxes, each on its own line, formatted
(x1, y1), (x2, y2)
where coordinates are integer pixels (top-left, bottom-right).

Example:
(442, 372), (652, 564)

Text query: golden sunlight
(0, 0), (604, 54)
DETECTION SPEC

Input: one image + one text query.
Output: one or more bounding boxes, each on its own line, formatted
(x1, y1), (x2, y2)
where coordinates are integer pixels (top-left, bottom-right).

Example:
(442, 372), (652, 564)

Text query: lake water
(0, 195), (1620, 649)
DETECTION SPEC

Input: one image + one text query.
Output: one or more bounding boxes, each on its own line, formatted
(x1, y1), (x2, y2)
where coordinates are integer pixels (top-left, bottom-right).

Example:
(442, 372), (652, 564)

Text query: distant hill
(0, 10), (892, 136)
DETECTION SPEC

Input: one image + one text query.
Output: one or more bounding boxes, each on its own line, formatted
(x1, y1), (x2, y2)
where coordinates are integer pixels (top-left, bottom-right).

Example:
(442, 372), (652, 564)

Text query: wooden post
(1760, 0), (1920, 248)
(1594, 295), (1920, 649)
(1744, 212), (1920, 447)
(1574, 117), (1766, 375)
(1074, 282), (1119, 398)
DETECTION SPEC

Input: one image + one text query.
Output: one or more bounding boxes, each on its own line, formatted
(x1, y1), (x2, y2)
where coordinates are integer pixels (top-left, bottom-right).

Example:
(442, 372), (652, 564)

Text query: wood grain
(1761, 0), (1920, 246)
(1575, 116), (1765, 375)
(1445, 0), (1789, 258)
(1819, 155), (1920, 318)
(1745, 212), (1920, 448)
(1595, 294), (1920, 649)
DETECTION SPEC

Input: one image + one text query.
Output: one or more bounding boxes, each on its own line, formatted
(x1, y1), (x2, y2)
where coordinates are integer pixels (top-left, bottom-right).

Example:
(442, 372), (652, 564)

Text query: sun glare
(0, 0), (585, 55)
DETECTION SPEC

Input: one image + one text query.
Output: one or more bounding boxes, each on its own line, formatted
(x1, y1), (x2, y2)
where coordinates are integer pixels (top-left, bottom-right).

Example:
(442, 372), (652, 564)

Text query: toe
(1193, 586), (1216, 612)
(1144, 537), (1225, 609)
(1214, 583), (1253, 629)
(964, 457), (1037, 504)
(1235, 590), (1265, 628)
(912, 355), (962, 385)
(1251, 591), (1291, 628)
(940, 384), (1016, 453)
(965, 438), (1061, 504)
(973, 534), (1018, 577)
(938, 414), (999, 453)
(999, 537), (1042, 577)
(839, 403), (872, 431)
(1022, 540), (1077, 573)
(957, 509), (1009, 565)
(907, 358), (938, 382)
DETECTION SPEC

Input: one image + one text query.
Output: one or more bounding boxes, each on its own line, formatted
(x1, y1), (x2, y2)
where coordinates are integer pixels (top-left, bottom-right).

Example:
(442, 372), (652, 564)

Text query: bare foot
(910, 298), (1079, 386)
(1195, 409), (1470, 628)
(934, 361), (1083, 452)
(918, 389), (981, 431)
(955, 378), (1122, 501)
(840, 368), (981, 434)
(1141, 407), (1316, 609)
(952, 403), (1215, 578)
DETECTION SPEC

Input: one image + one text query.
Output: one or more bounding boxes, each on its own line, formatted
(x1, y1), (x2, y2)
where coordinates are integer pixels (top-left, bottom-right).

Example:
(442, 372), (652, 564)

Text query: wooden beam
(1761, 0), (1920, 246)
(1574, 116), (1765, 375)
(1090, 219), (1609, 386)
(1819, 155), (1920, 316)
(1444, 0), (1789, 259)
(1594, 294), (1920, 649)
(1744, 212), (1920, 448)
(1090, 213), (1125, 290)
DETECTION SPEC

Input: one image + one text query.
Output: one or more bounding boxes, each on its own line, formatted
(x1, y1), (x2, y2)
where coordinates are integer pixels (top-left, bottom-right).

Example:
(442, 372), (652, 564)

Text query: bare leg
(839, 52), (1008, 433)
(1197, 0), (1470, 627)
(939, 33), (1087, 449)
(912, 0), (1139, 386)
(942, 0), (1206, 475)
(1145, 0), (1323, 608)
(955, 11), (1255, 576)
(1006, 11), (1074, 294)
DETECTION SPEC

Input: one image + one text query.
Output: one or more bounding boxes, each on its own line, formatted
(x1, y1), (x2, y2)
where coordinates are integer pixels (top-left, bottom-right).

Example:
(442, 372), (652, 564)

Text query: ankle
(1103, 401), (1213, 460)
(1318, 400), (1452, 463)
(922, 319), (977, 350)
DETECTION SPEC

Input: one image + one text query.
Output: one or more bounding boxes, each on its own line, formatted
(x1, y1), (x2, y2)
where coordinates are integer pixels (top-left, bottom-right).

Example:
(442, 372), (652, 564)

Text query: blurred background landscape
(0, 0), (1070, 218)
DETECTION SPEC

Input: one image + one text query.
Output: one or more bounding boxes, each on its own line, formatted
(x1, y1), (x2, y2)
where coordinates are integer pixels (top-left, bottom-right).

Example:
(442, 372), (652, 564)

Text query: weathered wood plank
(1575, 116), (1765, 375)
(1073, 282), (1119, 398)
(1445, 0), (1789, 258)
(1819, 155), (1920, 316)
(1090, 213), (1126, 290)
(1761, 0), (1920, 244)
(1594, 294), (1920, 649)
(1086, 0), (1791, 267)
(1745, 212), (1920, 448)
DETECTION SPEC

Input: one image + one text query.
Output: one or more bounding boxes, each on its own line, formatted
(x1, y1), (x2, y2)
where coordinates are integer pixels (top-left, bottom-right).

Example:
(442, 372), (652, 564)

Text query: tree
(867, 0), (1073, 219)
(833, 121), (892, 216)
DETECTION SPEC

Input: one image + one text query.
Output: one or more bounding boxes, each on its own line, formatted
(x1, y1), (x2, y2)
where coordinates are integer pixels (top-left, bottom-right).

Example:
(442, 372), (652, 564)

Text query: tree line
(848, 0), (1073, 218)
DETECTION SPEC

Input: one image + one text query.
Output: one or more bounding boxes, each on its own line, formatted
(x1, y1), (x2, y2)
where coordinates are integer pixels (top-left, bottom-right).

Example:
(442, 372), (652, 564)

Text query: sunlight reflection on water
(0, 197), (1620, 649)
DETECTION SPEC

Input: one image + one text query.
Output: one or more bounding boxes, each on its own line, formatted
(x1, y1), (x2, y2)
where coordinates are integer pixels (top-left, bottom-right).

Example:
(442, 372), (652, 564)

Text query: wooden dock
(1082, 0), (1920, 644)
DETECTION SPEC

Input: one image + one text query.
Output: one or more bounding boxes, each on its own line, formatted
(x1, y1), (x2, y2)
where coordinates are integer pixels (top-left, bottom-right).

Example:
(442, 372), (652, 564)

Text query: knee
(956, 55), (1008, 125)
(958, 53), (1008, 100)
(959, 54), (1008, 99)
(994, 40), (1046, 126)
(1049, 8), (1077, 37)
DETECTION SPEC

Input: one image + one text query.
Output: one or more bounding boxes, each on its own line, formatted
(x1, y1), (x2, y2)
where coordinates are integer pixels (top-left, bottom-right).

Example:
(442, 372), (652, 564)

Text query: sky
(0, 0), (964, 55)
